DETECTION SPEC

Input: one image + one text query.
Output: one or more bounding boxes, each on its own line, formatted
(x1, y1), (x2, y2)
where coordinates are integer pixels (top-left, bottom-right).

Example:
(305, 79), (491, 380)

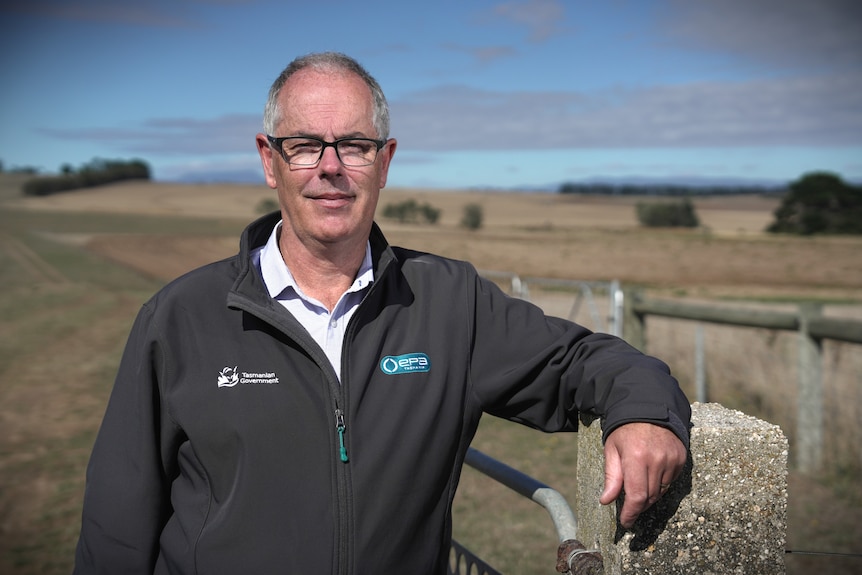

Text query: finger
(659, 469), (679, 497)
(659, 474), (675, 496)
(617, 463), (649, 528)
(599, 443), (623, 506)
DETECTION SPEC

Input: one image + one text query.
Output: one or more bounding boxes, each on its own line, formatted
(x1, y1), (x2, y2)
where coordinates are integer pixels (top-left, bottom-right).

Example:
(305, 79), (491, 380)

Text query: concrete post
(576, 403), (788, 574)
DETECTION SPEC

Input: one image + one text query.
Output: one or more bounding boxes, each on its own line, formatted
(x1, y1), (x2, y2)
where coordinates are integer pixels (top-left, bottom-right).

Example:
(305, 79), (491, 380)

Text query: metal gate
(448, 448), (602, 575)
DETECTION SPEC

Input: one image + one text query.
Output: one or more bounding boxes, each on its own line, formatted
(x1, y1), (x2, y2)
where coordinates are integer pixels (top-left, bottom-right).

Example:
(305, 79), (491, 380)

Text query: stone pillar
(575, 402), (788, 574)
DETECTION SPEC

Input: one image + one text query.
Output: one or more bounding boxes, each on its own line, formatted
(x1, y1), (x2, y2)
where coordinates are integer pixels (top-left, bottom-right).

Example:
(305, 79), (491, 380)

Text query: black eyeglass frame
(266, 135), (387, 167)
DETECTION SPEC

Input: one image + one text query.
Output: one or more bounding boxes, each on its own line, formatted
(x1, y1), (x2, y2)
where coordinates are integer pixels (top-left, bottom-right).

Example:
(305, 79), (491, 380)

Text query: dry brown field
(1, 179), (861, 574)
(6, 181), (861, 301)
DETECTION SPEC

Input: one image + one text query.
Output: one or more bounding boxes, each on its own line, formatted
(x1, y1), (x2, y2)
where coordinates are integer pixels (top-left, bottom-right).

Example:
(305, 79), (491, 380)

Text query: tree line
(13, 158), (152, 196)
(561, 172), (861, 235)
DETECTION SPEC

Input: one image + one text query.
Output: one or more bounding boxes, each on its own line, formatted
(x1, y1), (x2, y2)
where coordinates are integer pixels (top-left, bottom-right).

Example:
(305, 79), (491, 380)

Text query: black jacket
(74, 212), (690, 574)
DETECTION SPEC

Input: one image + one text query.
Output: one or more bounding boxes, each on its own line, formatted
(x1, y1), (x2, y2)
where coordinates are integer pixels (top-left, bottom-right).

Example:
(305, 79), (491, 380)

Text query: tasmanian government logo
(379, 353), (431, 375)
(217, 366), (280, 387)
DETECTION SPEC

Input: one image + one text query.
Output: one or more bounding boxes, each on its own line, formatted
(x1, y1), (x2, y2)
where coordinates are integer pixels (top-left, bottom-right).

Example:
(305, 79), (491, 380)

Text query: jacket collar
(232, 211), (398, 306)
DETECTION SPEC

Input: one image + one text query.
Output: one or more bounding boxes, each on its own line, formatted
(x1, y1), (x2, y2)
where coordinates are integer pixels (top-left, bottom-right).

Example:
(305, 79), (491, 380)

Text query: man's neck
(278, 231), (366, 311)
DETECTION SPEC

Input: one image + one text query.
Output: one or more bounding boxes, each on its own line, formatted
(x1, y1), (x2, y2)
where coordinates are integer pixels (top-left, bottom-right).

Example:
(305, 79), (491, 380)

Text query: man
(74, 52), (690, 574)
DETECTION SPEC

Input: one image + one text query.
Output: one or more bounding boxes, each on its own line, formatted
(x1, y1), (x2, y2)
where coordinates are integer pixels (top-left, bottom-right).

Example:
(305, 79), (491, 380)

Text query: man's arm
(600, 422), (687, 528)
(464, 271), (691, 527)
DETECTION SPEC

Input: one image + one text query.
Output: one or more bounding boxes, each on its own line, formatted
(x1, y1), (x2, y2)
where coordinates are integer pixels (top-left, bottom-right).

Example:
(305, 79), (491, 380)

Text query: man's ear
(255, 134), (278, 189)
(377, 138), (397, 189)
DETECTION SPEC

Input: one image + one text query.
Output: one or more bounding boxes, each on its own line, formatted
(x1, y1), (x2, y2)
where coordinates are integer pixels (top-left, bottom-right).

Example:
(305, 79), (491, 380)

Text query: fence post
(610, 280), (623, 338)
(576, 403), (788, 574)
(796, 302), (823, 473)
(621, 287), (646, 352)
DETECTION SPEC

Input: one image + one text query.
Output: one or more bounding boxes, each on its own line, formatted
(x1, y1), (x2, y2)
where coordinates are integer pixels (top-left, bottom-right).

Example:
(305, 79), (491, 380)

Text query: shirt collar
(259, 221), (374, 301)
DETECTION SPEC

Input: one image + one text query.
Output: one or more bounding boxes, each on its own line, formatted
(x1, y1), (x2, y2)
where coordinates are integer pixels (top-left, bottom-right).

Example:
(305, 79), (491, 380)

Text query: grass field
(1, 178), (860, 574)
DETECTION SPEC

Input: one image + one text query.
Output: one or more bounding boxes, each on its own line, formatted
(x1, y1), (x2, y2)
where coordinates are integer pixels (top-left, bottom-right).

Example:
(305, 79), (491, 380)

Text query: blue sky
(1, 0), (860, 190)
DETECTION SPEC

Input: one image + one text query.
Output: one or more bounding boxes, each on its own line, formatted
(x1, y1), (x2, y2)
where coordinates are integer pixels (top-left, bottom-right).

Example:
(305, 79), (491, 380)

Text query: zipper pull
(335, 409), (349, 463)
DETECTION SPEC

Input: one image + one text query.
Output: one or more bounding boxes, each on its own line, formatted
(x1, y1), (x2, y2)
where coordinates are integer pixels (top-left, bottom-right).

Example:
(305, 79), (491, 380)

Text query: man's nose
(318, 145), (342, 172)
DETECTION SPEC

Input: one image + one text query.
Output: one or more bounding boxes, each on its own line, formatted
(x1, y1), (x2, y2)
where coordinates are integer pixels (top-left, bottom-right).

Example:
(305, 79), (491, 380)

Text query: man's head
(256, 52), (396, 253)
(263, 52), (390, 142)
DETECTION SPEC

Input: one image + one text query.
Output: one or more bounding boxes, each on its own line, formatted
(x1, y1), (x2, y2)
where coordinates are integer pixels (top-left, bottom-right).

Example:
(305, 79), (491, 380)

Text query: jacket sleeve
(467, 271), (691, 447)
(74, 302), (178, 574)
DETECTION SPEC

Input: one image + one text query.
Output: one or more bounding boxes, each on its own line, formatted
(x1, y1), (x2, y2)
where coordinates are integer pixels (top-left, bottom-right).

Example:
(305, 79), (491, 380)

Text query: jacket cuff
(600, 404), (691, 450)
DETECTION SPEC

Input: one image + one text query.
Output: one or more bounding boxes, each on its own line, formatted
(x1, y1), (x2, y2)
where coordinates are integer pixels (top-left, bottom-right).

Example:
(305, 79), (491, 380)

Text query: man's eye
(341, 141), (373, 154)
(287, 141), (321, 153)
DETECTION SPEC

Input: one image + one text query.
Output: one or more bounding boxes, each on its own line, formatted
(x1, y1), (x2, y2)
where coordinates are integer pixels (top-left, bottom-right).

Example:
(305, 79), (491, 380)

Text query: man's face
(256, 69), (396, 250)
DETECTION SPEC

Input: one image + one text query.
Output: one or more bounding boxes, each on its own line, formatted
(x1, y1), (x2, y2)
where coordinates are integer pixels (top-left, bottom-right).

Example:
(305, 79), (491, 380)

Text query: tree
(767, 172), (862, 235)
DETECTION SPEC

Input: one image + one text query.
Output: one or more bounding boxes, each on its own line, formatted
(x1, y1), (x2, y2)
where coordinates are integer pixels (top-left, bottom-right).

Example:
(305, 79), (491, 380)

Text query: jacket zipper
(333, 401), (351, 575)
(335, 408), (348, 462)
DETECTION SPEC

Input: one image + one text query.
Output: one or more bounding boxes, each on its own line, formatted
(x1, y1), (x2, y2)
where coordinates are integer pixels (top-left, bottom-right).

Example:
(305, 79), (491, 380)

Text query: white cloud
(39, 114), (261, 156)
(391, 74), (862, 150)
(0, 0), (256, 27)
(36, 72), (862, 159)
(488, 0), (567, 43)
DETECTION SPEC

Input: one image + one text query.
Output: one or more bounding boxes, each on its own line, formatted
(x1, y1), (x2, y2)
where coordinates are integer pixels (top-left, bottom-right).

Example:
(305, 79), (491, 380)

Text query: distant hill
(570, 175), (789, 190)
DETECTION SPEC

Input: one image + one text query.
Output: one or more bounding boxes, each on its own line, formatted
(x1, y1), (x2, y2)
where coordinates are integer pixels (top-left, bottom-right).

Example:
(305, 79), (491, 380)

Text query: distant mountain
(166, 169), (266, 184)
(570, 175), (789, 190)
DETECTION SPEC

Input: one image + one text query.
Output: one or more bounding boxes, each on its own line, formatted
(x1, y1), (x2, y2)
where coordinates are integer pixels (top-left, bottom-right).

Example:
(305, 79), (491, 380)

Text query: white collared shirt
(251, 221), (374, 382)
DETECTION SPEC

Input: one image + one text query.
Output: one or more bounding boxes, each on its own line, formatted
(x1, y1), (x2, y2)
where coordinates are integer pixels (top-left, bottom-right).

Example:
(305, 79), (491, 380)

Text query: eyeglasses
(267, 135), (386, 167)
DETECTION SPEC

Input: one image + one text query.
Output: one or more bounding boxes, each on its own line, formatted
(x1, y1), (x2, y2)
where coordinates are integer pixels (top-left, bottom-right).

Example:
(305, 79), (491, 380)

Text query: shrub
(420, 203), (441, 224)
(460, 203), (483, 230)
(382, 199), (440, 224)
(256, 198), (280, 214)
(636, 198), (699, 228)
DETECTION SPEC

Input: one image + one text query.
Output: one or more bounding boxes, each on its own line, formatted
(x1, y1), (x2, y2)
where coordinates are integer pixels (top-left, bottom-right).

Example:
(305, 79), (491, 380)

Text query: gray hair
(262, 52), (390, 140)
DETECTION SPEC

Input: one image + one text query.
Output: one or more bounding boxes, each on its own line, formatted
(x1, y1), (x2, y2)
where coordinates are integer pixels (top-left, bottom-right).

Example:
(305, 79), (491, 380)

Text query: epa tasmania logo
(217, 366), (240, 388)
(380, 353), (431, 375)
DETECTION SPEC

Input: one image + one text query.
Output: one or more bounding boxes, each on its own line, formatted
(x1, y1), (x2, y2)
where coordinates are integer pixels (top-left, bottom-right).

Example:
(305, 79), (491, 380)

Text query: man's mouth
(310, 193), (354, 209)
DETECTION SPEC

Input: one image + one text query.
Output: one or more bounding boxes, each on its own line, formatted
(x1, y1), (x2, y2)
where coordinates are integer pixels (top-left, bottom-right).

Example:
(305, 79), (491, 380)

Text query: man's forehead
(282, 69), (369, 102)
(278, 70), (374, 132)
